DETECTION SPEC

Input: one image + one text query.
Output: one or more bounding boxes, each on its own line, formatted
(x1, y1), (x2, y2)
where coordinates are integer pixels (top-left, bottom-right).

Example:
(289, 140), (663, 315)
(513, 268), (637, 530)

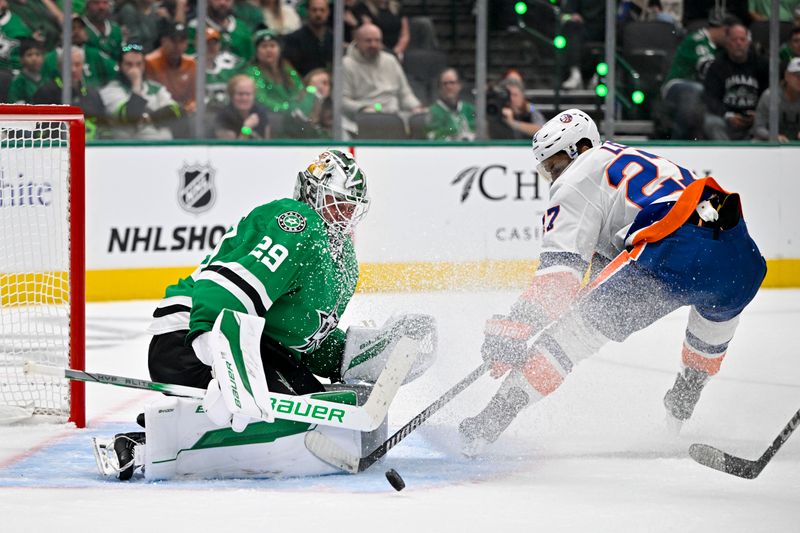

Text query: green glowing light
(632, 90), (645, 104)
(595, 83), (608, 98)
(596, 62), (609, 76)
(514, 1), (527, 15)
(374, 103), (383, 112)
(553, 35), (567, 49)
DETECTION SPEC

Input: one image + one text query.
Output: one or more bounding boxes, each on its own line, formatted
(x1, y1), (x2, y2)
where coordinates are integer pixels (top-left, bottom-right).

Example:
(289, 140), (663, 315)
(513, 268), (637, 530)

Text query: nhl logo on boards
(177, 163), (216, 214)
(278, 211), (307, 233)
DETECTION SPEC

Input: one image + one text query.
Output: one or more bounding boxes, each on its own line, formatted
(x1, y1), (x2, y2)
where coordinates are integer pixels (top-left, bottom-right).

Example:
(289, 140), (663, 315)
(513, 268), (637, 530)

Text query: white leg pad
(143, 396), (363, 480)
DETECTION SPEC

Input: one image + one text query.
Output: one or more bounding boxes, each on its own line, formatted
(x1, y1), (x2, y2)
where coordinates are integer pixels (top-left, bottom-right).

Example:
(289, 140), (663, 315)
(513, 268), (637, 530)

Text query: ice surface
(1, 290), (798, 532)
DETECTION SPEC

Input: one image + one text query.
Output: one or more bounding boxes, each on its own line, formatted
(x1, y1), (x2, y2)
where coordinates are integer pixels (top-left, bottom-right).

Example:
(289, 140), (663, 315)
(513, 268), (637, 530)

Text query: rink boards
(81, 143), (800, 300)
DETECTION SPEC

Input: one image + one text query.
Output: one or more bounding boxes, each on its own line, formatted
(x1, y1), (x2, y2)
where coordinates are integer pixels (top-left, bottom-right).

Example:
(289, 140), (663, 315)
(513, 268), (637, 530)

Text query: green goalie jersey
(148, 198), (359, 379)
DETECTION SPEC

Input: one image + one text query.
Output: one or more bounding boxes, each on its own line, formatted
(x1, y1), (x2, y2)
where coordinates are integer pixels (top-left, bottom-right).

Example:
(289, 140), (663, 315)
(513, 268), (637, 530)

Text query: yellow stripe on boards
(83, 259), (800, 302)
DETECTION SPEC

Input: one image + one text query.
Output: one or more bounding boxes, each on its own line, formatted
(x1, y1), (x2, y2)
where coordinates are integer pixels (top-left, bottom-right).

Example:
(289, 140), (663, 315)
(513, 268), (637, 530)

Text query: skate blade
(90, 437), (120, 477)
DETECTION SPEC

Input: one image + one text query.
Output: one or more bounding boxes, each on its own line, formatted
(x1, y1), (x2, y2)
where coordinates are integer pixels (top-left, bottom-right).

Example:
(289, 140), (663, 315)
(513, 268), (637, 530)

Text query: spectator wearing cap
(704, 23), (769, 140)
(100, 43), (183, 140)
(341, 23), (423, 136)
(665, 10), (731, 85)
(282, 0), (332, 77)
(0, 0), (33, 71)
(7, 38), (45, 103)
(187, 0), (254, 63)
(214, 74), (270, 139)
(116, 0), (165, 53)
(32, 46), (107, 139)
(780, 27), (800, 64)
(8, 0), (61, 51)
(82, 0), (124, 61)
(146, 19), (197, 113)
(260, 0), (301, 36)
(204, 27), (244, 109)
(42, 15), (118, 88)
(754, 57), (800, 142)
(426, 68), (475, 141)
(243, 29), (314, 116)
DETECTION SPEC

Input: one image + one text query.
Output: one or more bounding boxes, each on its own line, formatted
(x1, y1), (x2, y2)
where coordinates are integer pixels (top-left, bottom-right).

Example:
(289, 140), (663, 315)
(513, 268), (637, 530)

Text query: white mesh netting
(0, 119), (72, 421)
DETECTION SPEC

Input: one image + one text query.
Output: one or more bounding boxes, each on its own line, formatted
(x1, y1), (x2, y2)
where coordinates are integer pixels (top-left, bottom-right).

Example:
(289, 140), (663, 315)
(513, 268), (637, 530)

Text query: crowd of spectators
(2, 0), (800, 142)
(656, 4), (800, 141)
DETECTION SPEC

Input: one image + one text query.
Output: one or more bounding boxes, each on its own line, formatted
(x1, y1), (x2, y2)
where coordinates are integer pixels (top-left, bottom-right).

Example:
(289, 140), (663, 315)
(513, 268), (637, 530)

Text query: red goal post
(0, 104), (85, 427)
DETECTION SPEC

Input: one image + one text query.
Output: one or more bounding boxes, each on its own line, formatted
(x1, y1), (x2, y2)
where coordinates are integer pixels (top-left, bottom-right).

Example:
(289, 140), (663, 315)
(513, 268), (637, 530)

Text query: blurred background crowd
(0, 0), (798, 142)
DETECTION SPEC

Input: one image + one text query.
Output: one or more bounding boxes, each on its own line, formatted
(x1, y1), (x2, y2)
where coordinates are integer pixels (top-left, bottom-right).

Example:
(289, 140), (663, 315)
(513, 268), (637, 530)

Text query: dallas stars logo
(277, 211), (306, 233)
(291, 307), (340, 353)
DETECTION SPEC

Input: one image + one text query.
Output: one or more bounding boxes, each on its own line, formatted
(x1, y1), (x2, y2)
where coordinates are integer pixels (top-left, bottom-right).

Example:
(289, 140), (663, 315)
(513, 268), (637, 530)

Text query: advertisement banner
(83, 144), (800, 298)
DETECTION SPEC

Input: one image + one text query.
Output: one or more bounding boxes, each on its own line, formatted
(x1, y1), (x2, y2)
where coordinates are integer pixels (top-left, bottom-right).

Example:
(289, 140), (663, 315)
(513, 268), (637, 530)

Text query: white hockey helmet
(294, 149), (370, 233)
(531, 109), (601, 181)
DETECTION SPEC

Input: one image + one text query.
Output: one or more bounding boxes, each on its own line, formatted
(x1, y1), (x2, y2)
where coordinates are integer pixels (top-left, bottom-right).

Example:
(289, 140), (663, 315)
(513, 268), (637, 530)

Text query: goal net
(0, 105), (85, 427)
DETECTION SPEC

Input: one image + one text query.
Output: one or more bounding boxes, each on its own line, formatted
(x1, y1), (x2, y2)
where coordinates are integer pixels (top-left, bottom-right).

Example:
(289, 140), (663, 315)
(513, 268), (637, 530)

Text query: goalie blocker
(93, 310), (437, 479)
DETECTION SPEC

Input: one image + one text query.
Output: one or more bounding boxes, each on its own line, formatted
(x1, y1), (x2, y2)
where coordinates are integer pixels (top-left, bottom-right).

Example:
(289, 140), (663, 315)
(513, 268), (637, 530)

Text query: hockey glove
(481, 315), (534, 368)
(191, 331), (215, 366)
(201, 309), (274, 432)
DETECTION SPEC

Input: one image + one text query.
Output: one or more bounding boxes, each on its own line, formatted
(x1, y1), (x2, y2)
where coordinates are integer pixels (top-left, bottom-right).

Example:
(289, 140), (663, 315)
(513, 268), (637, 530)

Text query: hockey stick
(305, 361), (491, 473)
(24, 336), (419, 432)
(689, 407), (800, 479)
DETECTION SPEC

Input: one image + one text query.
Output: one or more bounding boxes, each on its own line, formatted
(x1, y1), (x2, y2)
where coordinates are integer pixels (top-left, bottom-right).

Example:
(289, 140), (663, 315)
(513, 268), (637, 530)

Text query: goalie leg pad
(143, 395), (366, 480)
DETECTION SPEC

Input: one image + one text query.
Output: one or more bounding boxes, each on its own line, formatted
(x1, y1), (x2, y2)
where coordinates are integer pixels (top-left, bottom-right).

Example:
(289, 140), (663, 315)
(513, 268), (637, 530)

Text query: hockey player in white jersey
(459, 109), (766, 451)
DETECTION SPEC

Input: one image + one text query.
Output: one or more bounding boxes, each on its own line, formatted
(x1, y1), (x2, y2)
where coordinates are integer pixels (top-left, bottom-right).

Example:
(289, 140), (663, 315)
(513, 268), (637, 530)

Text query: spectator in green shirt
(749, 0), (800, 22)
(8, 0), (61, 50)
(233, 0), (263, 32)
(82, 0), (123, 61)
(242, 29), (313, 114)
(427, 67), (475, 141)
(0, 0), (33, 71)
(187, 0), (254, 63)
(665, 11), (730, 84)
(7, 37), (45, 102)
(32, 46), (107, 140)
(42, 15), (118, 87)
(780, 27), (800, 63)
(204, 26), (243, 109)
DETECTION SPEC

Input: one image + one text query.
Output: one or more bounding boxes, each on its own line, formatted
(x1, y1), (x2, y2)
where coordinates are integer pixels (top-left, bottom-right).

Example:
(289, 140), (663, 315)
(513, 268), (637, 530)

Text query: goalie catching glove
(340, 314), (437, 385)
(193, 309), (274, 432)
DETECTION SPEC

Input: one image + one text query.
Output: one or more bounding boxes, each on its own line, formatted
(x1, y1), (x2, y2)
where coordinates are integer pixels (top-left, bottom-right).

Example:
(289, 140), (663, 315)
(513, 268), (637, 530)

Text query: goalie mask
(531, 109), (600, 182)
(295, 149), (370, 234)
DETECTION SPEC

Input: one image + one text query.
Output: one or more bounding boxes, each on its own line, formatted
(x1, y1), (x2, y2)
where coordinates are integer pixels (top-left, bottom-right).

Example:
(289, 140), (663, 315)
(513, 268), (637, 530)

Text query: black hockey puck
(385, 468), (405, 491)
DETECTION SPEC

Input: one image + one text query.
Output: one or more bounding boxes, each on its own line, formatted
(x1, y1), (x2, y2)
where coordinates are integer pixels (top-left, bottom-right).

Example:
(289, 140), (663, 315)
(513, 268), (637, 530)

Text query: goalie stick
(689, 407), (800, 479)
(305, 361), (491, 473)
(25, 336), (419, 432)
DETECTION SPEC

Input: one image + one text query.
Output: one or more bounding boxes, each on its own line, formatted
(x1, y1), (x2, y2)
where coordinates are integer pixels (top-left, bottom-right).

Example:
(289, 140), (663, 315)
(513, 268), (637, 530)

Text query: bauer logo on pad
(177, 163), (216, 214)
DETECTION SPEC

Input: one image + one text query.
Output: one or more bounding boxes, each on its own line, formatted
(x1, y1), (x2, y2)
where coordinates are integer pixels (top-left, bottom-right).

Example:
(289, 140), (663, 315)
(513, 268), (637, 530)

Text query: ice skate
(459, 386), (530, 456)
(664, 367), (709, 425)
(92, 431), (146, 481)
